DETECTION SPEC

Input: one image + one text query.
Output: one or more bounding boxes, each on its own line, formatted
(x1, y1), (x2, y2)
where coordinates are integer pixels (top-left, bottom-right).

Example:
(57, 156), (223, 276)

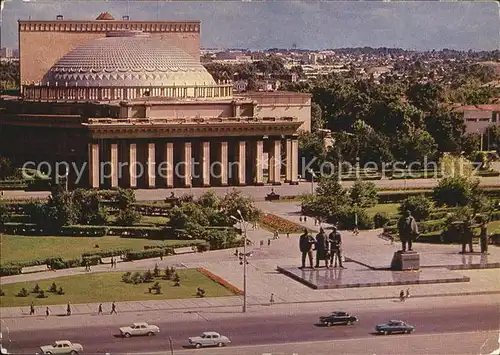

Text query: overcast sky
(1, 1), (498, 51)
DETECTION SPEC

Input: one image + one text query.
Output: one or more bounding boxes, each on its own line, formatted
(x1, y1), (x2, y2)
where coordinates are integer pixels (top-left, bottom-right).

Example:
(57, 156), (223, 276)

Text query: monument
(391, 210), (420, 271)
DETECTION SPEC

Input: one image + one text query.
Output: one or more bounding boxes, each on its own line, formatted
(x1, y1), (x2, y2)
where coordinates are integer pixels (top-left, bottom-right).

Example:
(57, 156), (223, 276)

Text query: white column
(285, 138), (292, 182)
(165, 142), (174, 188)
(291, 137), (299, 185)
(201, 141), (211, 187)
(183, 142), (192, 187)
(88, 143), (99, 189)
(129, 143), (137, 188)
(147, 143), (156, 188)
(220, 141), (228, 186)
(110, 143), (118, 188)
(271, 140), (281, 185)
(237, 141), (246, 185)
(255, 140), (264, 185)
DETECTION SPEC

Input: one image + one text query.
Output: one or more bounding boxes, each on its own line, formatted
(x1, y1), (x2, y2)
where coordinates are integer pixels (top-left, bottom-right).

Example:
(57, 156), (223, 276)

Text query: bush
(32, 284), (41, 294)
(122, 271), (132, 283)
(17, 288), (29, 297)
(116, 208), (142, 226)
(36, 290), (47, 298)
(57, 287), (65, 295)
(124, 249), (173, 261)
(399, 195), (432, 221)
(329, 207), (373, 230)
(131, 272), (143, 284)
(143, 269), (154, 283)
(164, 267), (172, 280)
(418, 219), (447, 234)
(153, 263), (160, 277)
(82, 248), (131, 258)
(0, 289), (4, 296)
(432, 176), (479, 207)
(49, 282), (57, 293)
(0, 264), (22, 276)
(373, 212), (390, 228)
(173, 272), (180, 286)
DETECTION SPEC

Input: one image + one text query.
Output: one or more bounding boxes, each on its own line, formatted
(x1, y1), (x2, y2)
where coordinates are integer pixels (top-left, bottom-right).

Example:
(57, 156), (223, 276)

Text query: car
(119, 322), (160, 337)
(39, 340), (83, 355)
(375, 320), (415, 335)
(319, 311), (359, 326)
(188, 331), (231, 348)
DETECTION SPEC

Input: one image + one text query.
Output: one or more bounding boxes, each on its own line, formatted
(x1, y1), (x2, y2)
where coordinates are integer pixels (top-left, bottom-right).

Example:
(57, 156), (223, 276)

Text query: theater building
(0, 13), (311, 189)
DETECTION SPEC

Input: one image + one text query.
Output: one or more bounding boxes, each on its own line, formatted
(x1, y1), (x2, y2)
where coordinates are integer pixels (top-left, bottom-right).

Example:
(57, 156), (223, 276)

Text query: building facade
(1, 14), (311, 189)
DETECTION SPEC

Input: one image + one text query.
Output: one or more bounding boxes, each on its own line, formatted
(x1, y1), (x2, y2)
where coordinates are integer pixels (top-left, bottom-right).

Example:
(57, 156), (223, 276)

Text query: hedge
(81, 255), (102, 266)
(81, 248), (132, 258)
(123, 249), (174, 261)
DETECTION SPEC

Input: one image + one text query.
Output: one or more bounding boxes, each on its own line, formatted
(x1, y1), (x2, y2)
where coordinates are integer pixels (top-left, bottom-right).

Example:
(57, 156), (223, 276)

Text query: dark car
(319, 311), (359, 326)
(375, 320), (415, 335)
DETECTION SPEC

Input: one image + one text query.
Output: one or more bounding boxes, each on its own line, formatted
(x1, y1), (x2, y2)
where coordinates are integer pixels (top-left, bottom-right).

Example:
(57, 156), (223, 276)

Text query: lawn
(0, 270), (237, 307)
(0, 235), (201, 265)
(366, 203), (400, 217)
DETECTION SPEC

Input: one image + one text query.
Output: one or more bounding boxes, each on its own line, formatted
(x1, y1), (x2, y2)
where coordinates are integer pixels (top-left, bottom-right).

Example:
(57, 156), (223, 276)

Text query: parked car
(319, 311), (359, 326)
(375, 320), (415, 335)
(188, 331), (231, 348)
(39, 340), (83, 355)
(119, 322), (160, 337)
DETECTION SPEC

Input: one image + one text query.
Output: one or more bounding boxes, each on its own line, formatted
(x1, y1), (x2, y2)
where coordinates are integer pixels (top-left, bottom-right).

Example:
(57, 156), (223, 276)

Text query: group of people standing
(299, 226), (344, 269)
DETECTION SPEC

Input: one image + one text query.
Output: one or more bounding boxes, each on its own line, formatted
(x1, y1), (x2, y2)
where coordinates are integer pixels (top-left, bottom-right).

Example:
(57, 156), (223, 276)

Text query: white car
(188, 331), (231, 348)
(119, 322), (160, 337)
(39, 340), (83, 355)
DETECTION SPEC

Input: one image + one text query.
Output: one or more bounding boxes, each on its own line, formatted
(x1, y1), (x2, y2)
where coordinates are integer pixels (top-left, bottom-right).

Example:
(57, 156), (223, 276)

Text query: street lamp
(307, 168), (316, 194)
(231, 209), (248, 313)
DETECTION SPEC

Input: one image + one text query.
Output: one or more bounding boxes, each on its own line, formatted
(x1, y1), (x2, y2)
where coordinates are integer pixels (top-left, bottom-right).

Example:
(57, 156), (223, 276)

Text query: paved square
(277, 266), (470, 289)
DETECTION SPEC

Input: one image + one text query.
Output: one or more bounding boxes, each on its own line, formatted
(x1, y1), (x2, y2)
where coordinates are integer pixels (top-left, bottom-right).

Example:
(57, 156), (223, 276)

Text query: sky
(0, 1), (499, 51)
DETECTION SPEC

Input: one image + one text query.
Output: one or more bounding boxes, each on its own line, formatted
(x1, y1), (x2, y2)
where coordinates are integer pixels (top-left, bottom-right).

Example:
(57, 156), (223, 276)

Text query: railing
(22, 83), (234, 102)
(86, 116), (298, 125)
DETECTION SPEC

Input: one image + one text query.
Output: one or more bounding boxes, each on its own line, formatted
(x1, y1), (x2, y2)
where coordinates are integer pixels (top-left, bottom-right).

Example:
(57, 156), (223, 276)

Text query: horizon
(1, 1), (498, 51)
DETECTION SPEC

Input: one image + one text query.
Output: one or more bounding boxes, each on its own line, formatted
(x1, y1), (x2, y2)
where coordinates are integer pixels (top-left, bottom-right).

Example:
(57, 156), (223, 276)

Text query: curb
(2, 290), (499, 319)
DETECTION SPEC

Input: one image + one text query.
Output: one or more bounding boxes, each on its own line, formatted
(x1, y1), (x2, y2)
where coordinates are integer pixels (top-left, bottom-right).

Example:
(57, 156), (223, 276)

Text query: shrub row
(378, 188), (500, 204)
(81, 248), (132, 258)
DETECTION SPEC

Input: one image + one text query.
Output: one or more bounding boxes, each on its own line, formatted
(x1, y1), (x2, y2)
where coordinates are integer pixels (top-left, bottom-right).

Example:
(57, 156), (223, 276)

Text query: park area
(0, 269), (238, 307)
(0, 235), (201, 265)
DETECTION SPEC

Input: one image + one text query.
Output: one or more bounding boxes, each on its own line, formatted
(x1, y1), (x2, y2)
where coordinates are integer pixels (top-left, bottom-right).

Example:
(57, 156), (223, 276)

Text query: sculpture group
(299, 227), (344, 269)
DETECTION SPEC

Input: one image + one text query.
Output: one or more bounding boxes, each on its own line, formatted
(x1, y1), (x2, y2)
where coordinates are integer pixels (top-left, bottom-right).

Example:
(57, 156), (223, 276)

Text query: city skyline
(1, 0), (498, 51)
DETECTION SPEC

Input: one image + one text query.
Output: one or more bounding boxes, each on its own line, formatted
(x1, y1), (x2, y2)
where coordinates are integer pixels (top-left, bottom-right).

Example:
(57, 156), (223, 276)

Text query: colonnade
(87, 136), (299, 189)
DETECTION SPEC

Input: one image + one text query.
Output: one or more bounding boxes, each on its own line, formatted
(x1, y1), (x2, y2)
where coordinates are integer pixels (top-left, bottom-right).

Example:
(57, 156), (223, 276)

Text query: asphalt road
(6, 303), (499, 354)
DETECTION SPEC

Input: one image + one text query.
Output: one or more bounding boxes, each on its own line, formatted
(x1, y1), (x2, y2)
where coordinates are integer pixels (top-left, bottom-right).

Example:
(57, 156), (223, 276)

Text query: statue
(299, 228), (315, 269)
(314, 228), (329, 268)
(328, 226), (344, 268)
(397, 210), (419, 252)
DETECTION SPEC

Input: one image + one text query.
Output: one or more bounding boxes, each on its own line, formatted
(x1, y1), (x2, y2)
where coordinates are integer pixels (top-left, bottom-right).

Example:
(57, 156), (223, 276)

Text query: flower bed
(197, 268), (243, 295)
(260, 213), (305, 234)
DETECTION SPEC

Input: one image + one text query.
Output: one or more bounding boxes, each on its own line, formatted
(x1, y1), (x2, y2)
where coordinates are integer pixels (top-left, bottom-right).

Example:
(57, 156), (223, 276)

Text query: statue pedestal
(391, 251), (420, 271)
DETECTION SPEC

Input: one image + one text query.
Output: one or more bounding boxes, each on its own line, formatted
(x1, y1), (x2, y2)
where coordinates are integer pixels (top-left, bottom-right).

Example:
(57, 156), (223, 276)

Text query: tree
(219, 189), (261, 223)
(115, 188), (141, 226)
(72, 189), (108, 225)
(406, 82), (444, 112)
(0, 204), (10, 225)
(393, 128), (437, 163)
(426, 109), (466, 154)
(349, 180), (378, 208)
(311, 102), (325, 132)
(432, 176), (480, 207)
(298, 131), (327, 173)
(487, 125), (500, 153)
(399, 195), (432, 221)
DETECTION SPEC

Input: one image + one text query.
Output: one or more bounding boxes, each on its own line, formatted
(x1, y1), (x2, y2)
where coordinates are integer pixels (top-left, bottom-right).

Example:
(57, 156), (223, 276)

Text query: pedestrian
(399, 290), (405, 302)
(98, 303), (103, 315)
(303, 216), (307, 222)
(274, 230), (279, 240)
(110, 301), (117, 314)
(110, 257), (114, 268)
(234, 249), (239, 257)
(30, 302), (35, 315)
(405, 288), (410, 299)
(299, 216), (303, 223)
(286, 232), (290, 239)
(267, 239), (271, 246)
(269, 293), (275, 305)
(45, 307), (50, 318)
(66, 302), (71, 316)
(260, 240), (264, 248)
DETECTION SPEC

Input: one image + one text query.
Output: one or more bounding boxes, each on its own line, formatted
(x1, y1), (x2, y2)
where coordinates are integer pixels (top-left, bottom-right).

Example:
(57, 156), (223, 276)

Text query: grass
(366, 203), (400, 217)
(0, 270), (237, 307)
(0, 235), (200, 265)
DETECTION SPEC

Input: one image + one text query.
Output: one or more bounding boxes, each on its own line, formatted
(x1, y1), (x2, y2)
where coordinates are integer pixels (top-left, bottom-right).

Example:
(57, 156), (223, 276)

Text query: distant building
(452, 104), (500, 150)
(0, 47), (14, 58)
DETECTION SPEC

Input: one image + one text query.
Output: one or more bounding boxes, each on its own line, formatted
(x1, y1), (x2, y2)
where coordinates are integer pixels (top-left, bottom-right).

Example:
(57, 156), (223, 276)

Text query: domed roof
(41, 31), (216, 87)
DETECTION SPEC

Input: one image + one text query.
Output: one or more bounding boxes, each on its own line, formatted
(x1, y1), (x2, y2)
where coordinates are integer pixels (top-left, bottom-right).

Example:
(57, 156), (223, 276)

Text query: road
(5, 303), (499, 355)
(2, 176), (500, 201)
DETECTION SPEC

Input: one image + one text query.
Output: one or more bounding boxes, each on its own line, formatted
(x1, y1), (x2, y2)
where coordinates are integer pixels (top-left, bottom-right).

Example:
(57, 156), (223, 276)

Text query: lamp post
(231, 209), (248, 313)
(307, 169), (315, 194)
